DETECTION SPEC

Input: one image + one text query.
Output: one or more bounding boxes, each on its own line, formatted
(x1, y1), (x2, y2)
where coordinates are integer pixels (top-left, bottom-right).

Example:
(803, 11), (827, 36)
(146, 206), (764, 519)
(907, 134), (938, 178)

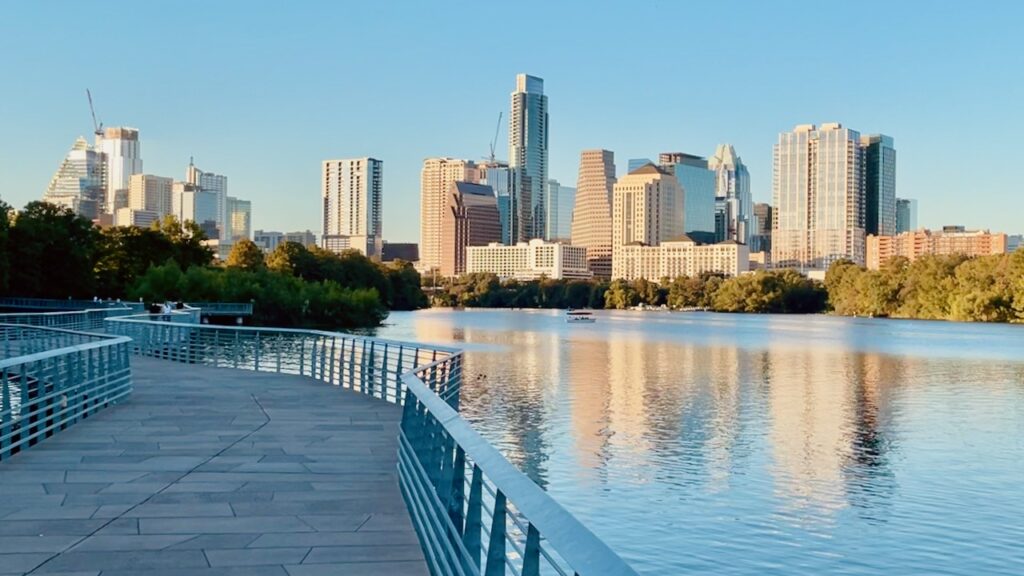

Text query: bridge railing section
(0, 324), (131, 461)
(186, 302), (254, 316)
(0, 307), (137, 333)
(104, 315), (638, 576)
(0, 297), (145, 313)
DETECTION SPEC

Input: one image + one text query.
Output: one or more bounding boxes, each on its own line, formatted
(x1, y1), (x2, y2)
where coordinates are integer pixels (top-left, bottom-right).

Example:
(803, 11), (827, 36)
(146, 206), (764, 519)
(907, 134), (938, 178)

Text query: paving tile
(70, 534), (195, 552)
(295, 514), (370, 532)
(34, 550), (209, 572)
(0, 535), (80, 553)
(140, 516), (316, 535)
(0, 552), (60, 572)
(303, 545), (425, 564)
(249, 530), (419, 548)
(205, 547), (310, 567)
(284, 562), (429, 576)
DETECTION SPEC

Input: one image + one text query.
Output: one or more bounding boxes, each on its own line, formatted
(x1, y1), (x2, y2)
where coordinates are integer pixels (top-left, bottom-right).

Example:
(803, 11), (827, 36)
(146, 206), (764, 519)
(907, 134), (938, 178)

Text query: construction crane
(86, 89), (103, 138)
(486, 111), (502, 164)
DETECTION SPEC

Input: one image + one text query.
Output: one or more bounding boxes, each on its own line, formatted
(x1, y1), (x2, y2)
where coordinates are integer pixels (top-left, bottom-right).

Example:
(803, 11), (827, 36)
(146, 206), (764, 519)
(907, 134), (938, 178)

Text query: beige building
(867, 229), (1009, 269)
(440, 182), (501, 277)
(322, 157), (383, 259)
(467, 239), (591, 280)
(570, 149), (617, 278)
(613, 236), (748, 281)
(612, 163), (683, 249)
(420, 158), (479, 271)
(128, 174), (173, 221)
(114, 207), (158, 229)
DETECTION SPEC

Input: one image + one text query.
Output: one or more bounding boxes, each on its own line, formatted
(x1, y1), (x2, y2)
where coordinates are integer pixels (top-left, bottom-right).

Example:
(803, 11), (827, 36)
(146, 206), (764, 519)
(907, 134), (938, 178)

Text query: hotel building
(467, 239), (591, 280)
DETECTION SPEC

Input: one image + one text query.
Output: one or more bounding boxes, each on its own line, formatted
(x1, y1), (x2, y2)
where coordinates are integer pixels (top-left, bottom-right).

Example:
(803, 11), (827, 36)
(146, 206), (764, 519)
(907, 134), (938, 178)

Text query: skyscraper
(546, 179), (576, 242)
(420, 158), (479, 270)
(570, 150), (617, 278)
(509, 73), (548, 240)
(772, 123), (867, 269)
(612, 163), (683, 249)
(321, 157), (383, 258)
(660, 153), (715, 244)
(440, 182), (502, 277)
(896, 198), (918, 233)
(172, 181), (218, 238)
(752, 202), (773, 254)
(862, 135), (897, 236)
(128, 174), (173, 219)
(708, 144), (752, 244)
(479, 162), (515, 245)
(43, 137), (106, 220)
(227, 196), (252, 241)
(186, 160), (228, 241)
(97, 127), (142, 214)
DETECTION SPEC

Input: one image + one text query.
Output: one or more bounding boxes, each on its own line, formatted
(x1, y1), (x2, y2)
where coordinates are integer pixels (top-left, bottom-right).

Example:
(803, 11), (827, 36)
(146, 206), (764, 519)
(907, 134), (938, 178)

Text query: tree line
(0, 200), (425, 328)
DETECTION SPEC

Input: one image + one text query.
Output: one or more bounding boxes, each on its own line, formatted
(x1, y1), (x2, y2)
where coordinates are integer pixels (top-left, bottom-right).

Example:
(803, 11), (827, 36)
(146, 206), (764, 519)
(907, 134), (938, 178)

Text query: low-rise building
(254, 230), (318, 252)
(114, 208), (159, 228)
(612, 236), (749, 280)
(466, 239), (591, 280)
(381, 242), (419, 263)
(867, 229), (1008, 269)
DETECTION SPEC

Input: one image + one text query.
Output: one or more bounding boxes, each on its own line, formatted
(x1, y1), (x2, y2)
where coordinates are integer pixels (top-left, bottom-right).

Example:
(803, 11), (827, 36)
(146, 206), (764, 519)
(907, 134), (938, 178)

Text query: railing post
(484, 490), (507, 576)
(523, 523), (541, 576)
(464, 464), (483, 568)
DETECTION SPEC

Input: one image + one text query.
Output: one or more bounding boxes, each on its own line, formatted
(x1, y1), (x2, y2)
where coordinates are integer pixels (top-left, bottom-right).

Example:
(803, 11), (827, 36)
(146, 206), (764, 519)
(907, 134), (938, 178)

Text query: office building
(509, 73), (548, 240)
(478, 162), (516, 245)
(420, 158), (479, 270)
(227, 197), (251, 241)
(570, 150), (617, 277)
(254, 230), (318, 252)
(97, 127), (142, 214)
(381, 242), (420, 263)
(186, 160), (229, 240)
(172, 181), (218, 237)
(613, 237), (749, 281)
(751, 202), (772, 254)
(896, 198), (918, 233)
(1008, 235), (1022, 252)
(708, 144), (752, 244)
(862, 135), (897, 236)
(867, 229), (1009, 270)
(440, 182), (501, 277)
(773, 123), (868, 269)
(128, 174), (173, 220)
(43, 137), (106, 220)
(627, 158), (654, 173)
(467, 239), (591, 280)
(114, 208), (158, 229)
(660, 152), (716, 244)
(321, 157), (383, 258)
(612, 163), (683, 249)
(546, 179), (575, 242)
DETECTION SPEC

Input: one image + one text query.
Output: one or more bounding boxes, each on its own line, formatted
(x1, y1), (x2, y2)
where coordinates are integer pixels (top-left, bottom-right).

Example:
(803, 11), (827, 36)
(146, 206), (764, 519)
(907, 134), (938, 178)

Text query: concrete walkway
(0, 357), (427, 575)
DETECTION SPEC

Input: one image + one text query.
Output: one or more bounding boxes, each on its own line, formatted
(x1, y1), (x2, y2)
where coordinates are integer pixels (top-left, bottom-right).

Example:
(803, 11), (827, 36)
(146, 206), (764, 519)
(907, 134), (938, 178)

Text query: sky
(2, 0), (1022, 242)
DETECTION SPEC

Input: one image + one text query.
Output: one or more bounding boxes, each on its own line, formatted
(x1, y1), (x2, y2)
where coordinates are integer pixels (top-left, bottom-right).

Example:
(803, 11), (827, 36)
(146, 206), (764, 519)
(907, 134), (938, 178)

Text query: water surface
(374, 310), (1024, 575)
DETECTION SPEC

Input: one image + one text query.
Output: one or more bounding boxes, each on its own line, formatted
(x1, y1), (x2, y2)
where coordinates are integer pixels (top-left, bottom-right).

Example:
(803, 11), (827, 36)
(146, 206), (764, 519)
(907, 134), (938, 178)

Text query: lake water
(372, 309), (1024, 575)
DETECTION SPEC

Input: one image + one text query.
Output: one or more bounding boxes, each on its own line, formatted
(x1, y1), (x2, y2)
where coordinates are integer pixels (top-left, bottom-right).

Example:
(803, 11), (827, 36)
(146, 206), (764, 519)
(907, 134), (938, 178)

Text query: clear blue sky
(2, 0), (1022, 241)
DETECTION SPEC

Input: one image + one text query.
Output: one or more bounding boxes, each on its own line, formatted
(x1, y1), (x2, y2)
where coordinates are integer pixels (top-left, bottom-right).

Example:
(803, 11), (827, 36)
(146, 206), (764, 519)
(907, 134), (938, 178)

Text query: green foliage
(225, 239), (266, 271)
(7, 202), (99, 298)
(0, 200), (10, 294)
(713, 269), (827, 313)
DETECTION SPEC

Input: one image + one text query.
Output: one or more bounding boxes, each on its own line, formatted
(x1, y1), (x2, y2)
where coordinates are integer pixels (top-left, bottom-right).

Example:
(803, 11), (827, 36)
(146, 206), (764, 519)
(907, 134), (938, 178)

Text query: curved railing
(105, 314), (639, 576)
(0, 306), (137, 333)
(0, 297), (145, 313)
(0, 324), (131, 461)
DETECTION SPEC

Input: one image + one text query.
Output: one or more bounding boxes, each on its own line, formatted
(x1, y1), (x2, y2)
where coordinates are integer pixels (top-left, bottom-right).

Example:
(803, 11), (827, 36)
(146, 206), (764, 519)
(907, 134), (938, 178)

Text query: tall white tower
(322, 157), (383, 258)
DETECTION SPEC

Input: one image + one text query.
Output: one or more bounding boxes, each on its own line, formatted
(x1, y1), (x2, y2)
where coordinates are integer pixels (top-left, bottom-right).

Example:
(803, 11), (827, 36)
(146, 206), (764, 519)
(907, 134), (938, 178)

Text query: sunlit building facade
(97, 127), (142, 214)
(613, 237), (749, 280)
(127, 174), (173, 221)
(440, 182), (501, 277)
(227, 196), (251, 241)
(43, 137), (106, 220)
(321, 157), (383, 258)
(660, 152), (716, 244)
(510, 73), (548, 240)
(612, 163), (683, 249)
(708, 144), (752, 244)
(570, 149), (617, 278)
(420, 158), (479, 270)
(466, 239), (591, 280)
(866, 229), (1008, 270)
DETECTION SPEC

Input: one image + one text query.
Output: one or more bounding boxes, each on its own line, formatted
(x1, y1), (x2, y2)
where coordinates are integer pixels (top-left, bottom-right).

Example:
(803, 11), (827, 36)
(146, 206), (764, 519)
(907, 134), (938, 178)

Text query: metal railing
(0, 307), (137, 333)
(187, 302), (254, 316)
(0, 324), (132, 460)
(104, 314), (638, 576)
(0, 297), (145, 313)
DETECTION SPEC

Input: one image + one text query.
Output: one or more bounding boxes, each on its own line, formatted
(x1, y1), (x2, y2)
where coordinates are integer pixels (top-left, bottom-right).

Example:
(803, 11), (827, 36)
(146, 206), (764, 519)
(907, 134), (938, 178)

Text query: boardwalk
(0, 357), (427, 576)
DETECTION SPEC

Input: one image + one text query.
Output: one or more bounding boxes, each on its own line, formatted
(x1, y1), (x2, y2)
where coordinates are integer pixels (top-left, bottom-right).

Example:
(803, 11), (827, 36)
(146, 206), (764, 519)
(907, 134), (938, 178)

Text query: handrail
(0, 297), (145, 312)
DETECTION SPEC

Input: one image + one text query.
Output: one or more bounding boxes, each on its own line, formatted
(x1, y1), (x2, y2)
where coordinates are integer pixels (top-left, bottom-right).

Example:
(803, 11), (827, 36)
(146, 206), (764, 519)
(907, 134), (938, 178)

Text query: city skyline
(2, 1), (1023, 242)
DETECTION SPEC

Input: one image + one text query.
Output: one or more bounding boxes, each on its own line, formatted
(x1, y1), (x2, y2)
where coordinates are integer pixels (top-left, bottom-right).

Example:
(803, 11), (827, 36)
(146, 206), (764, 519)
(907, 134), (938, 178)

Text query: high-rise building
(43, 137), (106, 220)
(321, 157), (383, 258)
(440, 182), (502, 277)
(172, 181), (218, 238)
(127, 174), (173, 220)
(546, 179), (575, 242)
(896, 198), (918, 233)
(570, 149), (617, 278)
(612, 163), (683, 249)
(479, 162), (516, 245)
(420, 158), (479, 270)
(752, 202), (773, 254)
(627, 158), (654, 173)
(227, 196), (252, 241)
(867, 229), (1008, 270)
(708, 144), (752, 244)
(660, 152), (716, 244)
(509, 73), (548, 240)
(862, 135), (897, 236)
(772, 123), (868, 269)
(186, 160), (228, 241)
(97, 127), (142, 214)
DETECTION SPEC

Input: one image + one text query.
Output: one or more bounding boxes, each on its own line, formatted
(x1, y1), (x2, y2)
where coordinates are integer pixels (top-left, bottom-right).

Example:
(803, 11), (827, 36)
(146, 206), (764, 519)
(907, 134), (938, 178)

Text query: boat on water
(565, 310), (596, 324)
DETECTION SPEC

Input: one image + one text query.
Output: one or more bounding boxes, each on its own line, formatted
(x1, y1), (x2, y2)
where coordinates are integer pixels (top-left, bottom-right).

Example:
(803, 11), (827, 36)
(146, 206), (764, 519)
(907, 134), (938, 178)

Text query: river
(372, 309), (1024, 575)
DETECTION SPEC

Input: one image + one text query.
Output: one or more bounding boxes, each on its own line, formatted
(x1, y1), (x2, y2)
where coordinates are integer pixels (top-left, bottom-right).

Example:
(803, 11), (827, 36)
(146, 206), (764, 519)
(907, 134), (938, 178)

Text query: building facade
(467, 239), (591, 280)
(708, 144), (752, 244)
(478, 162), (515, 245)
(772, 123), (868, 269)
(43, 137), (106, 220)
(254, 230), (318, 252)
(862, 134), (897, 236)
(227, 196), (251, 241)
(570, 149), (617, 278)
(321, 157), (383, 258)
(509, 73), (548, 240)
(866, 229), (1009, 270)
(660, 152), (716, 244)
(172, 181), (218, 237)
(546, 179), (575, 242)
(751, 202), (773, 254)
(420, 158), (479, 270)
(612, 163), (683, 249)
(896, 198), (918, 233)
(114, 208), (158, 229)
(381, 242), (419, 263)
(440, 182), (502, 277)
(613, 237), (749, 281)
(127, 174), (173, 221)
(97, 127), (142, 214)
(186, 160), (229, 240)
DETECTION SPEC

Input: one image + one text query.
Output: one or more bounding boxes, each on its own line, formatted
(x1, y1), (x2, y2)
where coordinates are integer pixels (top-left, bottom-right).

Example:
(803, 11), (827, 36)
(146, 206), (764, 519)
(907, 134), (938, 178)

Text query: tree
(95, 226), (176, 297)
(8, 201), (98, 298)
(0, 200), (10, 294)
(225, 239), (266, 271)
(267, 241), (316, 276)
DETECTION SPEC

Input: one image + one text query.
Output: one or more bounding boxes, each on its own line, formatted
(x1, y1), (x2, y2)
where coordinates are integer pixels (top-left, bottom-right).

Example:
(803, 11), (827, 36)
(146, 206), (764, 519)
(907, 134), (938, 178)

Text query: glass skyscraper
(660, 153), (716, 244)
(43, 137), (106, 220)
(896, 197), (918, 233)
(509, 74), (548, 241)
(708, 144), (752, 244)
(863, 134), (897, 236)
(546, 179), (575, 242)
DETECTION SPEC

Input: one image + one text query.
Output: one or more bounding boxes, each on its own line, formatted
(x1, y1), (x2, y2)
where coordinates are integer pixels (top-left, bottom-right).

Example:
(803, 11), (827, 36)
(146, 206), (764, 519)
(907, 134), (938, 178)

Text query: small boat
(566, 310), (596, 324)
